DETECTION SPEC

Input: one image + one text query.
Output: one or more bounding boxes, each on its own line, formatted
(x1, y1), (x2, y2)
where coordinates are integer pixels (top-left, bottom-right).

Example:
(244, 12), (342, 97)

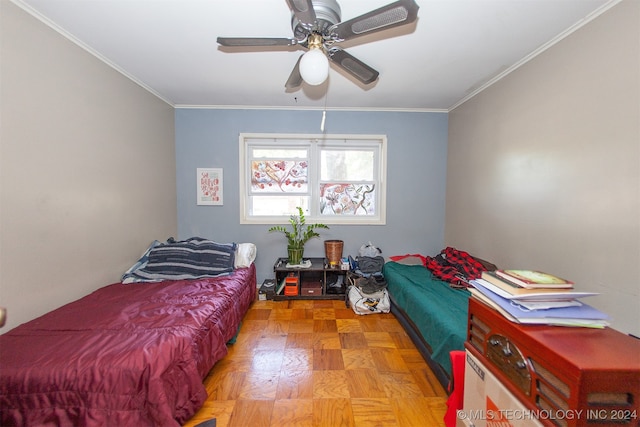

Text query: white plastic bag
(359, 241), (382, 258)
(346, 285), (390, 315)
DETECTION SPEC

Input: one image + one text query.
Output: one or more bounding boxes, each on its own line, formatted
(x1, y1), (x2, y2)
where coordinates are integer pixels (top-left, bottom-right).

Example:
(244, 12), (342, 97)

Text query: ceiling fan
(217, 0), (419, 89)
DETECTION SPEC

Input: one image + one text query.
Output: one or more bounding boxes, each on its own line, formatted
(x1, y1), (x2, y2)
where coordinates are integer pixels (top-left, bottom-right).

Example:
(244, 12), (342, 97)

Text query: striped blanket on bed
(122, 237), (236, 283)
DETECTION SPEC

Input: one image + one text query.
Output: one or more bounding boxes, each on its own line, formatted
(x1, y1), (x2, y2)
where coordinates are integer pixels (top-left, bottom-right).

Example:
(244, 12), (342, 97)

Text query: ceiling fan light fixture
(299, 48), (329, 85)
(218, 0), (419, 89)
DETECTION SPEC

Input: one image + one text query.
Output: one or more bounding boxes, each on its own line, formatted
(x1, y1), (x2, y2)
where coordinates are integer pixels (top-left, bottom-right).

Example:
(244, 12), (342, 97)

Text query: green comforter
(383, 262), (470, 376)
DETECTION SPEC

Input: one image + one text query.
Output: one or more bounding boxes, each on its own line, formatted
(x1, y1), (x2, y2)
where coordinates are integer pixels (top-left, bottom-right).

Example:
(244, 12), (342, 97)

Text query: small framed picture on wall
(197, 168), (223, 205)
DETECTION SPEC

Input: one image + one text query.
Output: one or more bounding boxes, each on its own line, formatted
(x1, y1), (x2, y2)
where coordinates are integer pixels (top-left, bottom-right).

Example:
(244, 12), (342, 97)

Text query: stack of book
(470, 269), (609, 328)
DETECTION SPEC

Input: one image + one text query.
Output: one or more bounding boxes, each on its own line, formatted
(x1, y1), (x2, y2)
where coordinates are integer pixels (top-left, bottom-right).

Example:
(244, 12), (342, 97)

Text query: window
(240, 133), (386, 225)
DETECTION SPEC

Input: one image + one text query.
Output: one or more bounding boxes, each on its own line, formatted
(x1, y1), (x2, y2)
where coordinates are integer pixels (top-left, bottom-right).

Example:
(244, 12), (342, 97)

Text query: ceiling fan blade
(285, 55), (304, 89)
(285, 0), (317, 28)
(217, 37), (298, 47)
(328, 48), (379, 85)
(328, 0), (419, 42)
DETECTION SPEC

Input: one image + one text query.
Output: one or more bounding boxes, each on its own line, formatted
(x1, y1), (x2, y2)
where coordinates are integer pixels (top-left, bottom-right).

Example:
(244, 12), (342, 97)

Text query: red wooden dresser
(463, 297), (640, 427)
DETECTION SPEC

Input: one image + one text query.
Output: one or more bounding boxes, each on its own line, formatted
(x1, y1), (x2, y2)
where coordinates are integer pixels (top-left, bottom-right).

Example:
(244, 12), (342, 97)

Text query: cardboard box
(301, 281), (322, 296)
(258, 279), (276, 300)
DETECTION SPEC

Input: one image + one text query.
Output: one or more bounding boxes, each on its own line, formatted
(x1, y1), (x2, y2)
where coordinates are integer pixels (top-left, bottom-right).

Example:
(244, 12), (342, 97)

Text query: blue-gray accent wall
(175, 108), (448, 283)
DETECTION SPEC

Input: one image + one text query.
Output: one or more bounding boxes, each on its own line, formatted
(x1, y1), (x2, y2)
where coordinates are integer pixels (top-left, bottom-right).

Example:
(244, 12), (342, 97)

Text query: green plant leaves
(268, 206), (329, 248)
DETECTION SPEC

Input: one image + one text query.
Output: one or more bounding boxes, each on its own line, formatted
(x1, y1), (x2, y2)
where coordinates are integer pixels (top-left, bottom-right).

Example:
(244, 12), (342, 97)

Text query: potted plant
(268, 207), (329, 265)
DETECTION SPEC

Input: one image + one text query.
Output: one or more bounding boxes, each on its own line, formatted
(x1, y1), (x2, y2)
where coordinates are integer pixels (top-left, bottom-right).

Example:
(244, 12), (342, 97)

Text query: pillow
(388, 254), (427, 266)
(122, 237), (236, 283)
(235, 243), (257, 268)
(121, 240), (161, 283)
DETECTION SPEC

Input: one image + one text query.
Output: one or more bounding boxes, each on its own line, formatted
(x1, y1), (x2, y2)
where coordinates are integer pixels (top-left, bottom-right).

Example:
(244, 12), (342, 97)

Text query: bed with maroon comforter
(0, 263), (256, 426)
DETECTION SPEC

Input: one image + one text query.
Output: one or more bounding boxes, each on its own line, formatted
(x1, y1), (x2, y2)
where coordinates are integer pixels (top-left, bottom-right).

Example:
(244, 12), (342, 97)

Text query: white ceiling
(13, 0), (618, 111)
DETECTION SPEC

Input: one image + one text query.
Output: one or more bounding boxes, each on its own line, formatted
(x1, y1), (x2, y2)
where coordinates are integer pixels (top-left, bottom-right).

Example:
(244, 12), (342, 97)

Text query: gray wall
(0, 2), (177, 331)
(175, 108), (448, 283)
(446, 0), (639, 336)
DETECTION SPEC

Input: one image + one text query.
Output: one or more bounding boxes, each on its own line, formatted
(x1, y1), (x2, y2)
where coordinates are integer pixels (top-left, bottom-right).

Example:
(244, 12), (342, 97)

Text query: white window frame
(239, 133), (387, 225)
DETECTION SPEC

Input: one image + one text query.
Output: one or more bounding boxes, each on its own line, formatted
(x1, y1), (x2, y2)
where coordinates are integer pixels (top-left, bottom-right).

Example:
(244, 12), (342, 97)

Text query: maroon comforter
(0, 264), (256, 426)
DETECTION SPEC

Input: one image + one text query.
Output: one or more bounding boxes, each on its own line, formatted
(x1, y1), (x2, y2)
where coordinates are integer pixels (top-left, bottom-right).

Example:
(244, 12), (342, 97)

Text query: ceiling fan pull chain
(321, 83), (329, 132)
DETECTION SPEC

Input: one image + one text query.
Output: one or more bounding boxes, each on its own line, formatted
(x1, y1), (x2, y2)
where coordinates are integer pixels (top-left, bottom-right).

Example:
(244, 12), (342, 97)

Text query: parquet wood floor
(183, 299), (448, 427)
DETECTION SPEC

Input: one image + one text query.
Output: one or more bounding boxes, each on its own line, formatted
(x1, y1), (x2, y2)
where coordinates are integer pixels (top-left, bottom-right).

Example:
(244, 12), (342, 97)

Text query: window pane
(251, 160), (308, 193)
(320, 183), (376, 216)
(250, 196), (309, 216)
(253, 148), (307, 158)
(321, 150), (374, 181)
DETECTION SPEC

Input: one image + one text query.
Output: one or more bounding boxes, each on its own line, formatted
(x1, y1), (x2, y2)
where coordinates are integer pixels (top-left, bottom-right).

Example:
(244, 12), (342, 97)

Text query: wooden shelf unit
(273, 257), (347, 300)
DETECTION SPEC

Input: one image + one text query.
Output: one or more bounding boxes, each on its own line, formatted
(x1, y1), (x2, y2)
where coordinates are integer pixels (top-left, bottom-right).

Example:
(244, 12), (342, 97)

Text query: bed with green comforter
(383, 261), (471, 384)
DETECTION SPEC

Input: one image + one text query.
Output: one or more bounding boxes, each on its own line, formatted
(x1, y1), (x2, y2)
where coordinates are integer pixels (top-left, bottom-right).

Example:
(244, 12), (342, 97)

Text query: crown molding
(174, 104), (448, 113)
(10, 0), (174, 107)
